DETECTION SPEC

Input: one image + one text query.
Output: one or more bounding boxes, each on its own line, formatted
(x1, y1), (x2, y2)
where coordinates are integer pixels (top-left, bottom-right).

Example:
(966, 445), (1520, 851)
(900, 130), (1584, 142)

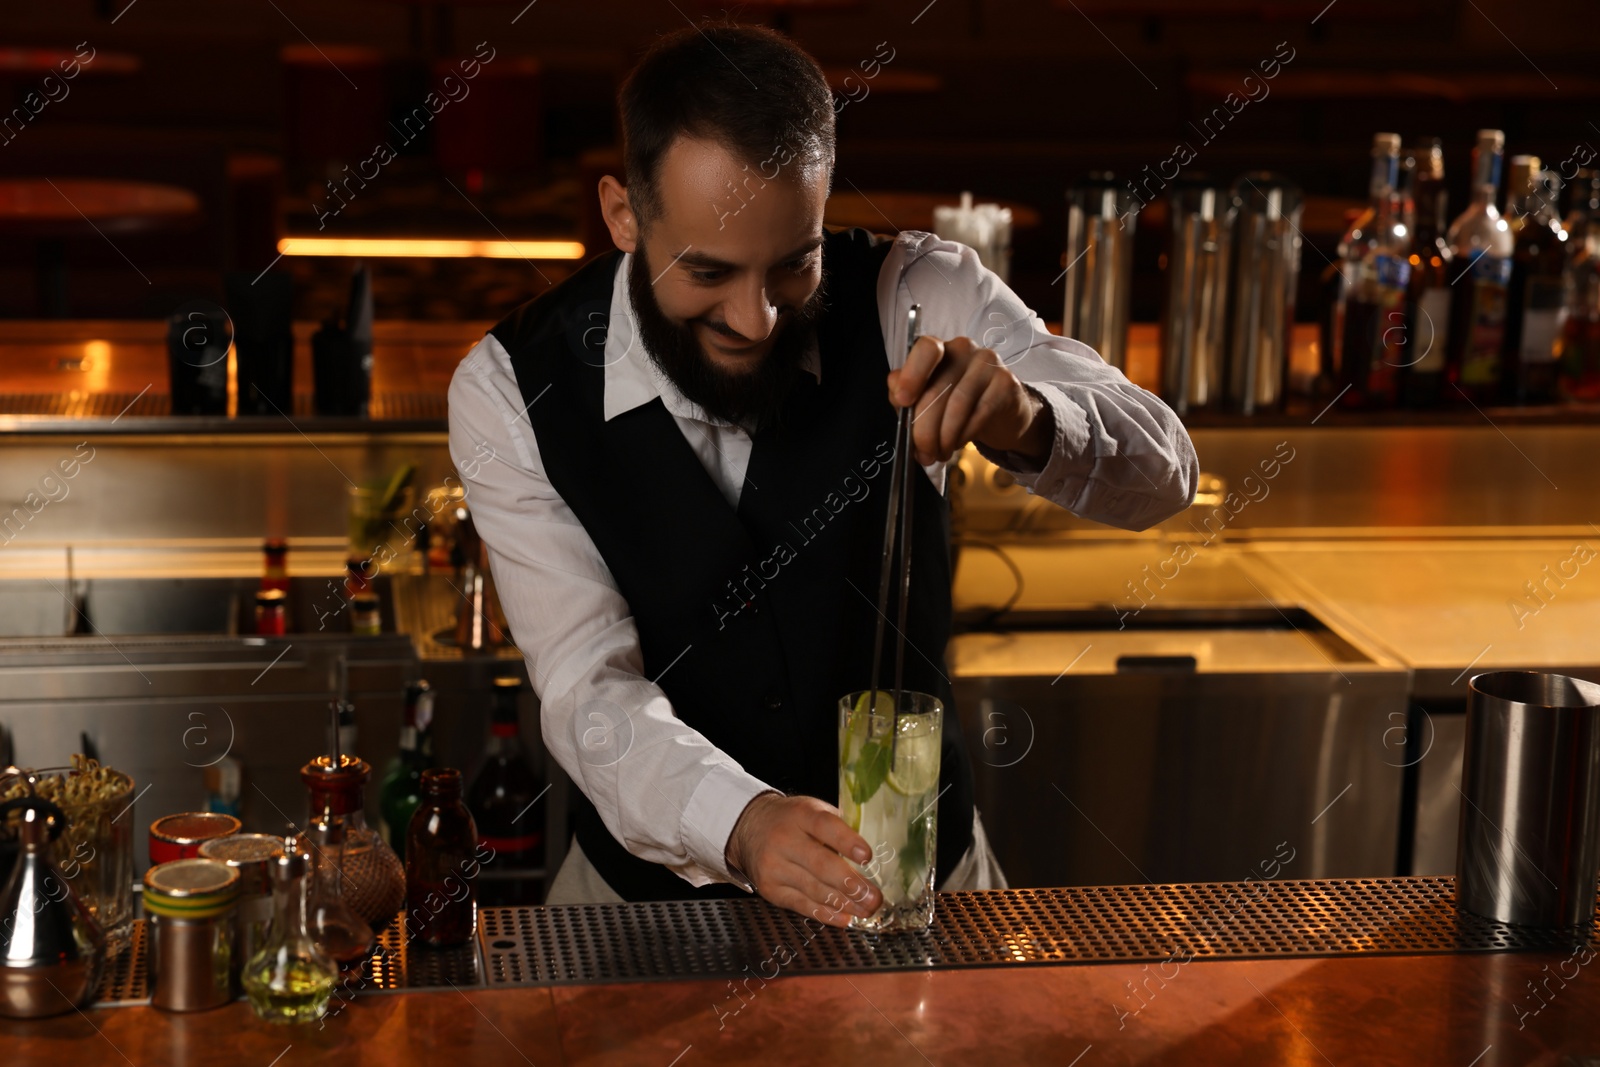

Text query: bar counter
(8, 937), (1596, 1065)
(9, 883), (1599, 1066)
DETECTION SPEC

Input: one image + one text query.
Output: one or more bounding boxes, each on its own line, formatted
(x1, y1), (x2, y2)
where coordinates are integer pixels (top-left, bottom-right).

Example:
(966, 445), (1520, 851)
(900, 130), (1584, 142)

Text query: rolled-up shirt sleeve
(447, 336), (774, 889)
(883, 233), (1199, 531)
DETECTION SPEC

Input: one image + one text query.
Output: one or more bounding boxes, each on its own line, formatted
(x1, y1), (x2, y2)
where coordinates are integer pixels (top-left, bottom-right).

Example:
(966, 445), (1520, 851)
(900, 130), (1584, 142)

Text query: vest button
(764, 694), (783, 711)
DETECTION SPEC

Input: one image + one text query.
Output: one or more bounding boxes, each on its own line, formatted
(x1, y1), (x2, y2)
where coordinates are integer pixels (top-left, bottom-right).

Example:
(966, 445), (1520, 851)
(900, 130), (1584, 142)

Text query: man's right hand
(725, 792), (882, 928)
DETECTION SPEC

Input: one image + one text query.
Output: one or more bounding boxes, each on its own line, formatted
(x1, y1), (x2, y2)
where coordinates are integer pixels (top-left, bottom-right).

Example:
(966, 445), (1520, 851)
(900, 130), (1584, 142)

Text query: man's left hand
(886, 336), (1052, 468)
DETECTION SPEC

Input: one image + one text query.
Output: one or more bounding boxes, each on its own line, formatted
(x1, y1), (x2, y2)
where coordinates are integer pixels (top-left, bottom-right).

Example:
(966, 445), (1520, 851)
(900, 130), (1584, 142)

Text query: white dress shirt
(447, 230), (1198, 891)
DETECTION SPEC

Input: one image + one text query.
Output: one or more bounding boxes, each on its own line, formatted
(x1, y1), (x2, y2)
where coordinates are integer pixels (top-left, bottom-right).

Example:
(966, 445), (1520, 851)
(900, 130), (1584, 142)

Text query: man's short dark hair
(619, 25), (835, 227)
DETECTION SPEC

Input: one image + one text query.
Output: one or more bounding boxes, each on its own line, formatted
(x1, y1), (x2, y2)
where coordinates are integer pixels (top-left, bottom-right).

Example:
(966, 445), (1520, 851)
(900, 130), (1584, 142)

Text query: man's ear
(598, 175), (639, 254)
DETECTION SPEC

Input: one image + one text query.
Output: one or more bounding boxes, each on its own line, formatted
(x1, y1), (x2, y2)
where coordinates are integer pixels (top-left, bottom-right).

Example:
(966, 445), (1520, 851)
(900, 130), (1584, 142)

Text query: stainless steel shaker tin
(1456, 671), (1600, 929)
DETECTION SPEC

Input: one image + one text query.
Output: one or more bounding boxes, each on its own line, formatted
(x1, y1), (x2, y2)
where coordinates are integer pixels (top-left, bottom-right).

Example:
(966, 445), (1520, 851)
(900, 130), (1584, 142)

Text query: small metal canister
(199, 834), (281, 993)
(143, 858), (239, 1012)
(149, 811), (241, 866)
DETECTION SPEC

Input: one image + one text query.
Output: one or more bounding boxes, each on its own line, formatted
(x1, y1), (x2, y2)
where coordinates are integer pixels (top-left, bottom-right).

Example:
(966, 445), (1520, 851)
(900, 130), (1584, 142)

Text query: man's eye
(786, 255), (816, 273)
(689, 269), (726, 283)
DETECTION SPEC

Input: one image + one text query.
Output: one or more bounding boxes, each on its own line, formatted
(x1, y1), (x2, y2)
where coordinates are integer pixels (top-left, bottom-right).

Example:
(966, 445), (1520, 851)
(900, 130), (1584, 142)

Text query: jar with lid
(148, 810), (240, 866)
(242, 836), (339, 1024)
(404, 768), (478, 947)
(143, 858), (239, 1012)
(199, 832), (281, 993)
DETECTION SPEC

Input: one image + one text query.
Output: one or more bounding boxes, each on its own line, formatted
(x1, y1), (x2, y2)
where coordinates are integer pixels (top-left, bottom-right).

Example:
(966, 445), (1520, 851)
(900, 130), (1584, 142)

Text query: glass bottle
(466, 676), (546, 906)
(350, 593), (381, 636)
(1333, 132), (1410, 408)
(1560, 167), (1600, 401)
(300, 746), (407, 930)
(261, 538), (290, 593)
(255, 588), (288, 636)
(380, 680), (436, 861)
(405, 768), (479, 948)
(1445, 129), (1515, 404)
(302, 815), (375, 974)
(1502, 157), (1570, 404)
(242, 837), (339, 1024)
(1400, 138), (1453, 407)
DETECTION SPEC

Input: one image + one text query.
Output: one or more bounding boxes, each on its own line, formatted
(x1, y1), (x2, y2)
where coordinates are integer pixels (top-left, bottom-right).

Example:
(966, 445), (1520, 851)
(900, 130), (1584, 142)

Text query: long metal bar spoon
(866, 304), (922, 763)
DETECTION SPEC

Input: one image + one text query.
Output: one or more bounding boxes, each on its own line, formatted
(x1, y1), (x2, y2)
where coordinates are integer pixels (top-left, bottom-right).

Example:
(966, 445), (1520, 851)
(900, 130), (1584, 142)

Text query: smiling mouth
(701, 326), (767, 355)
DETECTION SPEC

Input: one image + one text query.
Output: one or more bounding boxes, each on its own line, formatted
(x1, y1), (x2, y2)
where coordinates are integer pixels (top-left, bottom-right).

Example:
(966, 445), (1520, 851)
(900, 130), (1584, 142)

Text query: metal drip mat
(94, 878), (1600, 1003)
(95, 915), (481, 1005)
(479, 877), (1600, 987)
(96, 921), (151, 1007)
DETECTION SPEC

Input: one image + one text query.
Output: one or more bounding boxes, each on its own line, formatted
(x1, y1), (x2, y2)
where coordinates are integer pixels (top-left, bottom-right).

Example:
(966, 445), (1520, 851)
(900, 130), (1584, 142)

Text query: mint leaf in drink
(850, 738), (890, 806)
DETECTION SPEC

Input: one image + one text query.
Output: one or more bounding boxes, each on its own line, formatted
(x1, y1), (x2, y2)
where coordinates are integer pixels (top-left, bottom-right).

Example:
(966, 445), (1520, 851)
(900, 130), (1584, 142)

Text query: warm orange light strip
(277, 237), (586, 259)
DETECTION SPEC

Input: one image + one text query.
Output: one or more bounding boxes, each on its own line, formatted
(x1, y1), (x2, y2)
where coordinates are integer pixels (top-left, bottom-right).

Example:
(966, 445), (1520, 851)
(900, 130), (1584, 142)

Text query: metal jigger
(0, 789), (106, 1018)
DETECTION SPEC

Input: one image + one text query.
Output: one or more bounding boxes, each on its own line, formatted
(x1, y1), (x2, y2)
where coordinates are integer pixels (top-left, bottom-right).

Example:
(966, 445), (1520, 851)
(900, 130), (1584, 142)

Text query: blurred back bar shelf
(1, 316), (1597, 895)
(0, 319), (487, 432)
(5, 319), (1600, 434)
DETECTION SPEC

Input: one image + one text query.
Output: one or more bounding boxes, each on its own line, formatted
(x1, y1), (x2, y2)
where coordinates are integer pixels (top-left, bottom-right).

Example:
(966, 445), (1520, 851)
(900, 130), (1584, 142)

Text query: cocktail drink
(837, 690), (942, 933)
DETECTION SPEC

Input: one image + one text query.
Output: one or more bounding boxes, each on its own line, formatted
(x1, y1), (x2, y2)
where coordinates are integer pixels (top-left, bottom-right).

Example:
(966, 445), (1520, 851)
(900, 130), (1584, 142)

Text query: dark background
(1, 0), (1595, 325)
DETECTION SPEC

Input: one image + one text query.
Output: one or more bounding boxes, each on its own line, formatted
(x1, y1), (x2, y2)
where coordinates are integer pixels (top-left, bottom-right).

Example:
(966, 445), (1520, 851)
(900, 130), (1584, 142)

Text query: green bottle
(379, 679), (435, 861)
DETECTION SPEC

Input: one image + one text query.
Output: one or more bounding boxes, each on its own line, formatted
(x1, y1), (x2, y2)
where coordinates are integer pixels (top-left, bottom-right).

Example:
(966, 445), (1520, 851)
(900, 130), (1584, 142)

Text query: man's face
(627, 136), (829, 431)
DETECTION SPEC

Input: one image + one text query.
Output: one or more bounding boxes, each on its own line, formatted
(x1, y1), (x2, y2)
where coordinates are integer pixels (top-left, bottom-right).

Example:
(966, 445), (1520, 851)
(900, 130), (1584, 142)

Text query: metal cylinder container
(1062, 174), (1137, 371)
(1456, 671), (1600, 929)
(148, 811), (240, 867)
(1160, 176), (1237, 414)
(1226, 171), (1303, 415)
(144, 858), (239, 1012)
(199, 833), (281, 994)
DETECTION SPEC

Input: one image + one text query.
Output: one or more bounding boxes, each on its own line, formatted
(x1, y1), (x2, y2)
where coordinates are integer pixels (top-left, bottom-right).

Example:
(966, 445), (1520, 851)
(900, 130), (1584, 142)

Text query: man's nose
(721, 280), (778, 343)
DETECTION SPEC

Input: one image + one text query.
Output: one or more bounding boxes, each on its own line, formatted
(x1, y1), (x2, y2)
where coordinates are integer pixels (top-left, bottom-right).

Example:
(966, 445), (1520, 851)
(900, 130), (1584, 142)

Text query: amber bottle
(404, 768), (479, 948)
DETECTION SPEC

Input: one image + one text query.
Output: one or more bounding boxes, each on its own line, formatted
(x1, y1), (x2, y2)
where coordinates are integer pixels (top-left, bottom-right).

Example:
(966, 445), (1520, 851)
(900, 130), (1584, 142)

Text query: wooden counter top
(7, 947), (1596, 1066)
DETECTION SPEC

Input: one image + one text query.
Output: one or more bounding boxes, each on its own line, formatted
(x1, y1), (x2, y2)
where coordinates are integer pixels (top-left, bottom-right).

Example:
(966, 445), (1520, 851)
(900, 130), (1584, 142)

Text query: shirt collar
(603, 251), (821, 424)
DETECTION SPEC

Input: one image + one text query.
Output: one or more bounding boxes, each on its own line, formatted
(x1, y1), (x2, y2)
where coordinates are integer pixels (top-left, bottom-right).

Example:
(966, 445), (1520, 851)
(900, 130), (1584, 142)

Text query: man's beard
(628, 245), (828, 434)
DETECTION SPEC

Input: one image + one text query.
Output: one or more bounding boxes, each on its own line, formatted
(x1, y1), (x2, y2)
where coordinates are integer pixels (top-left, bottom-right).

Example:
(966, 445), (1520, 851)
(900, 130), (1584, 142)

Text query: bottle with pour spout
(297, 664), (406, 930)
(242, 835), (339, 1023)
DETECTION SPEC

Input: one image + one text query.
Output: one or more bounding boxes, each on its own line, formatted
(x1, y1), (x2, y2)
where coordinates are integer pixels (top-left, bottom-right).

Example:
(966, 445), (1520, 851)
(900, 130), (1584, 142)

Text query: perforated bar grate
(95, 916), (479, 1005)
(479, 878), (1600, 987)
(95, 921), (151, 1006)
(95, 879), (1600, 1004)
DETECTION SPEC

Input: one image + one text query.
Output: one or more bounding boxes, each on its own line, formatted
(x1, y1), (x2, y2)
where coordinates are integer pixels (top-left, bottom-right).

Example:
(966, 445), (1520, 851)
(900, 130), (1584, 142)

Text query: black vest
(490, 226), (974, 901)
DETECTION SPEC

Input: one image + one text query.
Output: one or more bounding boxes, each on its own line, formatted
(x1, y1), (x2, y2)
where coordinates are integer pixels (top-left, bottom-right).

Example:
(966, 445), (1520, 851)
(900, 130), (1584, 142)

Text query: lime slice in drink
(852, 689), (896, 719)
(885, 731), (939, 796)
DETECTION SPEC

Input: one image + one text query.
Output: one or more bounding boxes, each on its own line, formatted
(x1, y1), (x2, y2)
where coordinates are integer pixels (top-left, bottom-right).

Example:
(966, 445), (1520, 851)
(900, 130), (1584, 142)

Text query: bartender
(448, 25), (1198, 927)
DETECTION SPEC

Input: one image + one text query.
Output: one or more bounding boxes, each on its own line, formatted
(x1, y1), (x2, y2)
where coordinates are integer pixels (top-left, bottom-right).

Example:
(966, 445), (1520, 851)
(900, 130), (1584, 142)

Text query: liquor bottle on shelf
(1502, 157), (1569, 405)
(466, 675), (546, 906)
(379, 680), (436, 861)
(1445, 129), (1515, 405)
(405, 767), (479, 948)
(261, 539), (290, 593)
(1401, 138), (1453, 407)
(1560, 168), (1600, 401)
(254, 588), (288, 636)
(1332, 132), (1410, 408)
